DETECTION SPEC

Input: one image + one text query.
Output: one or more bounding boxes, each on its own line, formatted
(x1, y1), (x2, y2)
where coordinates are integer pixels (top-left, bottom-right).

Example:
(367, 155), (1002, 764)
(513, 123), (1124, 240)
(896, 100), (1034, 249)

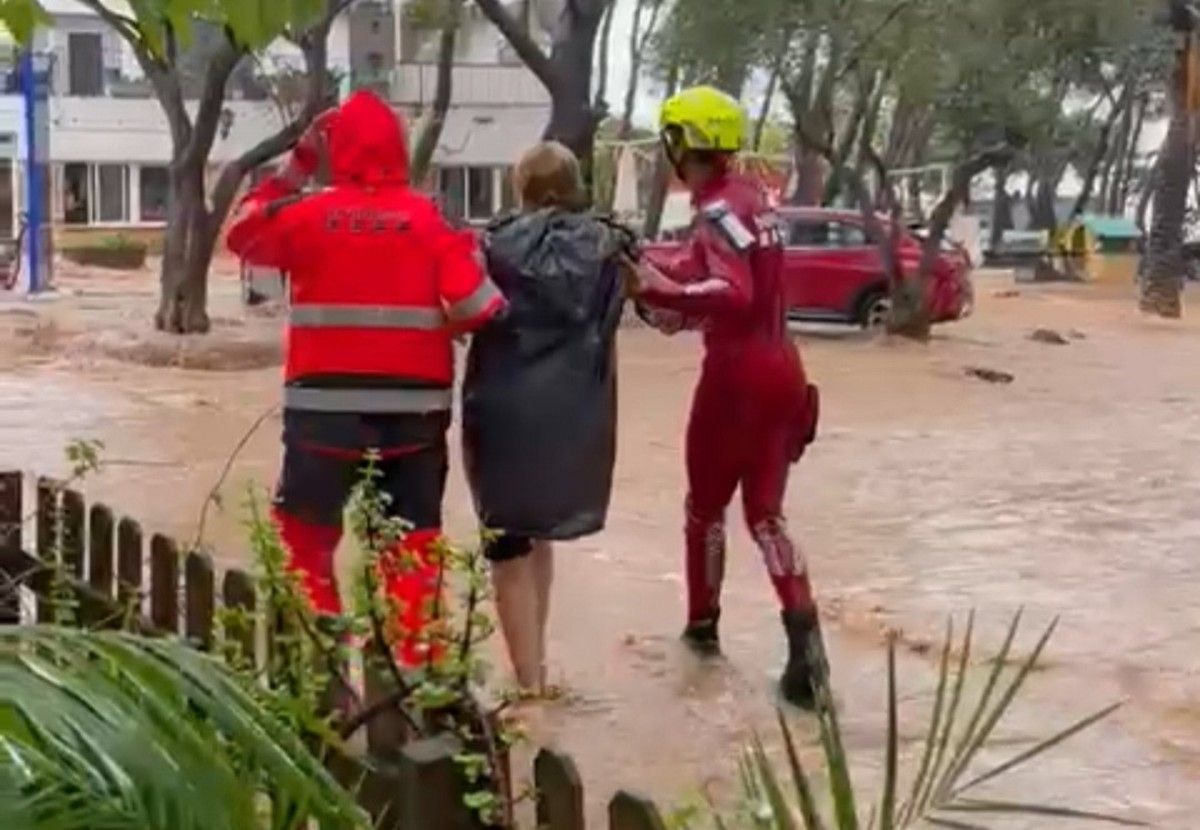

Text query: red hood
(327, 90), (409, 186)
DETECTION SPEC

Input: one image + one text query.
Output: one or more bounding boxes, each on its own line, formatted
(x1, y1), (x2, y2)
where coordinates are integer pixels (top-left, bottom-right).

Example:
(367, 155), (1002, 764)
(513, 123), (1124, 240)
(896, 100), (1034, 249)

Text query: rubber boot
(682, 610), (721, 658)
(780, 608), (828, 709)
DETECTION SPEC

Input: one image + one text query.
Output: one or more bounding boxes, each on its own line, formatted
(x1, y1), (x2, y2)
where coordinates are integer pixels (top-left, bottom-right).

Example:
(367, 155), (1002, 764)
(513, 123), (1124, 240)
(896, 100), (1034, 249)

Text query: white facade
(393, 0), (553, 223)
(0, 0), (553, 236)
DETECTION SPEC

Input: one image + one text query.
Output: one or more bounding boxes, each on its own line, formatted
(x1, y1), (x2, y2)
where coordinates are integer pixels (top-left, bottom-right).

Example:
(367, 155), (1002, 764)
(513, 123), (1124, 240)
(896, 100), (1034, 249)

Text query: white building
(393, 0), (551, 223)
(0, 0), (552, 248)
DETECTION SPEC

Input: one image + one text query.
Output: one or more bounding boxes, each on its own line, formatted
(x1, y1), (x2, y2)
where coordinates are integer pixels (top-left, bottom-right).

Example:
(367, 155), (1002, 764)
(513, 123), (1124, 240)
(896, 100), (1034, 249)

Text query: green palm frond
(706, 612), (1144, 830)
(0, 626), (369, 830)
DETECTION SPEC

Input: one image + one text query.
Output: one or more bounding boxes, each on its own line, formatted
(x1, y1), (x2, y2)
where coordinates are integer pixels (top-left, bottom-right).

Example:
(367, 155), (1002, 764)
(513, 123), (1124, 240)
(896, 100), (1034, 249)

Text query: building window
(96, 164), (129, 223)
(467, 167), (494, 221)
(436, 166), (500, 224)
(68, 33), (104, 97)
(61, 163), (133, 225)
(500, 166), (516, 213)
(139, 165), (169, 222)
(63, 163), (89, 225)
(437, 167), (466, 221)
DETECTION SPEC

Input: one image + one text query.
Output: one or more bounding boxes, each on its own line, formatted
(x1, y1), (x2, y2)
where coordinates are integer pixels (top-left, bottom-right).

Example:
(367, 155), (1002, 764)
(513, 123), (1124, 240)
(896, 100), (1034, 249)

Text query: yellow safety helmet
(659, 86), (747, 164)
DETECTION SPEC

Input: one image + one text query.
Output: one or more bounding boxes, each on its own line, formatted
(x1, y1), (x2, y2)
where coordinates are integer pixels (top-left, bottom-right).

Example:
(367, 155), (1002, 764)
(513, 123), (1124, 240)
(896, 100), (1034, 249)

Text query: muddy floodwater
(3, 268), (1200, 826)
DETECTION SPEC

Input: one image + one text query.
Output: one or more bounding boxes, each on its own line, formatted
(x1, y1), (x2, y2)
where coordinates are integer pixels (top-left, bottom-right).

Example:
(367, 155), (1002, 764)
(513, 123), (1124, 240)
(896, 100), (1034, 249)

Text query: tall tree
(1141, 0), (1197, 318)
(474, 0), (613, 185)
(1, 0), (354, 332)
(617, 0), (665, 139)
(74, 0), (352, 333)
(406, 0), (466, 185)
(593, 0), (616, 117)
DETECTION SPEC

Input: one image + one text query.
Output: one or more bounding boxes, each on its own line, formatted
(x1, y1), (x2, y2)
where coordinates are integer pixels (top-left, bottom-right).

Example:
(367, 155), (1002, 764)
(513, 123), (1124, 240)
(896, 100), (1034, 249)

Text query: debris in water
(1030, 328), (1070, 345)
(1069, 329), (1088, 340)
(965, 366), (1015, 384)
(994, 289), (1021, 298)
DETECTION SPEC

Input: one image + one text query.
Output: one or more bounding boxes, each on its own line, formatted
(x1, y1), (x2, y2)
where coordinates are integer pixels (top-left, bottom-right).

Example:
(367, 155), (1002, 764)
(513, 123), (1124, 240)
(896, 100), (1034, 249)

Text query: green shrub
(62, 236), (149, 270)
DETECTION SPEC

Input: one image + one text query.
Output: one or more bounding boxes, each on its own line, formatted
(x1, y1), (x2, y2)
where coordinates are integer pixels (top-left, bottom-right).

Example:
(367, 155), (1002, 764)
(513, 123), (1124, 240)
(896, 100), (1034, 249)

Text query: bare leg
(530, 541), (554, 688)
(491, 555), (542, 691)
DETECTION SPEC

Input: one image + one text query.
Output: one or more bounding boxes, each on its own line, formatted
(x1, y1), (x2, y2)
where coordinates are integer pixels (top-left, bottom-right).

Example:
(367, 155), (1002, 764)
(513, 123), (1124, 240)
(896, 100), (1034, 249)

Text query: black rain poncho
(462, 208), (632, 540)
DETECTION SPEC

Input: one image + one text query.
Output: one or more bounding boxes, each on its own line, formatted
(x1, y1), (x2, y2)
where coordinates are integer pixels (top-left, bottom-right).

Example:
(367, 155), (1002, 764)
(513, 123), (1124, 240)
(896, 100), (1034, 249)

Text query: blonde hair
(512, 141), (583, 211)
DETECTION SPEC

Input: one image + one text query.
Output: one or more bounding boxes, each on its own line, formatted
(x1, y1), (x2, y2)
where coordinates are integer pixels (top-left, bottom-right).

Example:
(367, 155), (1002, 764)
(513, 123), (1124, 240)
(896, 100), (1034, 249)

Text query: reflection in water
(2, 280), (1199, 826)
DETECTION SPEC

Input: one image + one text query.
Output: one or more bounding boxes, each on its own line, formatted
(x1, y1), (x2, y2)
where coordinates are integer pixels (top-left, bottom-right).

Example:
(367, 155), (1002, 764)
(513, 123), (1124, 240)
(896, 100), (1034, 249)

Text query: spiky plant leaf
(811, 654), (857, 829)
(939, 798), (1149, 826)
(898, 618), (953, 823)
(915, 610), (975, 816)
(776, 711), (824, 830)
(938, 615), (1060, 795)
(877, 641), (899, 830)
(751, 735), (798, 830)
(952, 701), (1122, 797)
(933, 609), (1025, 800)
(712, 612), (1139, 830)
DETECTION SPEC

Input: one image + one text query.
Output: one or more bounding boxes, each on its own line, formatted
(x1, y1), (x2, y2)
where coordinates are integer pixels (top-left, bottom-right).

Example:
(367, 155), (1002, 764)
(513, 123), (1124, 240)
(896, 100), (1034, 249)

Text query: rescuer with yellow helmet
(632, 86), (827, 708)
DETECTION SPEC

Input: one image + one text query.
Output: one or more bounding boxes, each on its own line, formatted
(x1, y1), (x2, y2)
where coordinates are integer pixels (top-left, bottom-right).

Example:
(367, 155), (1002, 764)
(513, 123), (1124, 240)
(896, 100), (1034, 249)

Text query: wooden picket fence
(0, 470), (669, 830)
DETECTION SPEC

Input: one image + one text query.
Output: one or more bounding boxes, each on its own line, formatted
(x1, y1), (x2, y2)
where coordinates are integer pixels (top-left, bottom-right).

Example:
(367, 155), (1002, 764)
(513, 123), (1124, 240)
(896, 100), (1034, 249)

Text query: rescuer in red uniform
(634, 86), (826, 707)
(227, 91), (504, 665)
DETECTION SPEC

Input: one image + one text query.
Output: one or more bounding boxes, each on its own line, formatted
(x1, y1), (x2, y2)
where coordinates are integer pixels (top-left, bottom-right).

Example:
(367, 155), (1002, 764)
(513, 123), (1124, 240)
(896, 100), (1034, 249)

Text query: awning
(417, 105), (550, 168)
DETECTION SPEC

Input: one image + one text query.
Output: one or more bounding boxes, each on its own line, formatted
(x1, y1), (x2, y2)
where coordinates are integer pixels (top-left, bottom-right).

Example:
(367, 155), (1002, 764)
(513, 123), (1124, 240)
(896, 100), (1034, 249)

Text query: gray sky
(596, 0), (662, 128)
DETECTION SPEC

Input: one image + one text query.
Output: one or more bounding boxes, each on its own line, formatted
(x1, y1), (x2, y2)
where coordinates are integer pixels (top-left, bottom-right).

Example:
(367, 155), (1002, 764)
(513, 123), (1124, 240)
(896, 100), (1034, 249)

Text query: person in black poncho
(462, 142), (635, 695)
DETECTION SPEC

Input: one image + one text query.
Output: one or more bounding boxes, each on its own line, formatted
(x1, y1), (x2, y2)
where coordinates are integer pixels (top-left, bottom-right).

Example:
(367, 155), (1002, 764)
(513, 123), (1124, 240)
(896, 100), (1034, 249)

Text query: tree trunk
(643, 63), (680, 240)
(1102, 88), (1137, 213)
(593, 0), (616, 116)
(893, 146), (1013, 340)
(990, 163), (1013, 253)
(1140, 99), (1191, 318)
(410, 0), (461, 185)
(156, 160), (211, 333)
(791, 144), (828, 206)
(823, 73), (878, 206)
(1116, 93), (1148, 213)
(1140, 1), (1195, 317)
(617, 0), (649, 138)
(1072, 83), (1133, 220)
(476, 0), (609, 193)
(753, 63), (780, 152)
(850, 150), (904, 305)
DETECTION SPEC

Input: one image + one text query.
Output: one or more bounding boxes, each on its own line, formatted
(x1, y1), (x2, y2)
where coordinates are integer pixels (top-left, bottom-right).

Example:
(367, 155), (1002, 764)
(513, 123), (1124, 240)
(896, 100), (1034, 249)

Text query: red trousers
(683, 355), (816, 623)
(273, 409), (449, 667)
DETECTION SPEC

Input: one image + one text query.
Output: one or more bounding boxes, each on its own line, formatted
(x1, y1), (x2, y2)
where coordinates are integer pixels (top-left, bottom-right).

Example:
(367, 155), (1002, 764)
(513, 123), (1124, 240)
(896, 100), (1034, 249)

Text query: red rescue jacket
(227, 91), (503, 413)
(643, 170), (814, 444)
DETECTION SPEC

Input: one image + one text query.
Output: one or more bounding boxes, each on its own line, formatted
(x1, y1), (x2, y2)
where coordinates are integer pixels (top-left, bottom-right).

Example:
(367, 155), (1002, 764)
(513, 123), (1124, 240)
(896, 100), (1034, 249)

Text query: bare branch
(410, 0), (461, 183)
(637, 0), (664, 55)
(74, 0), (149, 59)
(209, 12), (337, 238)
(75, 0), (194, 152)
(837, 0), (919, 82)
(182, 36), (244, 172)
(473, 0), (557, 90)
(593, 0), (616, 110)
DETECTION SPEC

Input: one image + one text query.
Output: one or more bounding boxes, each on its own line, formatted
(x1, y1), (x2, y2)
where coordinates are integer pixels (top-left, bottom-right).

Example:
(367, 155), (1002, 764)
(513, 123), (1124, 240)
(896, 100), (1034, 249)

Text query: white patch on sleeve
(701, 200), (756, 252)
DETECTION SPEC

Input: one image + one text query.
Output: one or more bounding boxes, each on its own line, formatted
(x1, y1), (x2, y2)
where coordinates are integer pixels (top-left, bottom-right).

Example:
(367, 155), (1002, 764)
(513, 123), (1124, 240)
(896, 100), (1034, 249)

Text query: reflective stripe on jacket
(226, 91), (505, 411)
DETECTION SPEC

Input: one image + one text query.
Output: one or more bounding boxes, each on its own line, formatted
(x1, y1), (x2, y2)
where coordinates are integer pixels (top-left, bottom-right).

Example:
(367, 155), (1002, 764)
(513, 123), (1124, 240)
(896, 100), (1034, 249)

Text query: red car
(647, 207), (973, 328)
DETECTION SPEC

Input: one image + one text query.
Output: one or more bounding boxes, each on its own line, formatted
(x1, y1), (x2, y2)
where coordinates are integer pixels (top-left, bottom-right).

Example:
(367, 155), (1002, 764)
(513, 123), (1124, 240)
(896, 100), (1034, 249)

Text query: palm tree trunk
(1140, 103), (1191, 318)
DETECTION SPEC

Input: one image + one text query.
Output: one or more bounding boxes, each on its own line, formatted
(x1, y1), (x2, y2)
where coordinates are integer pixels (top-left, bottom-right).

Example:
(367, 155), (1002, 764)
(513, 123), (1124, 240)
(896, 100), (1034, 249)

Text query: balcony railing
(389, 62), (549, 108)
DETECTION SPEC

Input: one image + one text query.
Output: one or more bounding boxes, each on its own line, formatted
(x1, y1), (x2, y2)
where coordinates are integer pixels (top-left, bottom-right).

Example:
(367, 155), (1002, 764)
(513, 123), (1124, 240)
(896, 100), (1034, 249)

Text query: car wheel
(860, 291), (891, 329)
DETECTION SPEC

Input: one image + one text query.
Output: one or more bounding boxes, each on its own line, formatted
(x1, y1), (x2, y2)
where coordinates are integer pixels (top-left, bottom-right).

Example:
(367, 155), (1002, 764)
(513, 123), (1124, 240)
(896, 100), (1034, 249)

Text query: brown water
(2, 272), (1199, 826)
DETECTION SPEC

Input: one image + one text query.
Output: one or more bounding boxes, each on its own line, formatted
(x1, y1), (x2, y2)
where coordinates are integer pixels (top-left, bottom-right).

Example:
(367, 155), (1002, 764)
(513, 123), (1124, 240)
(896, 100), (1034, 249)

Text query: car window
(789, 220), (830, 246)
(788, 219), (868, 248)
(830, 222), (868, 247)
